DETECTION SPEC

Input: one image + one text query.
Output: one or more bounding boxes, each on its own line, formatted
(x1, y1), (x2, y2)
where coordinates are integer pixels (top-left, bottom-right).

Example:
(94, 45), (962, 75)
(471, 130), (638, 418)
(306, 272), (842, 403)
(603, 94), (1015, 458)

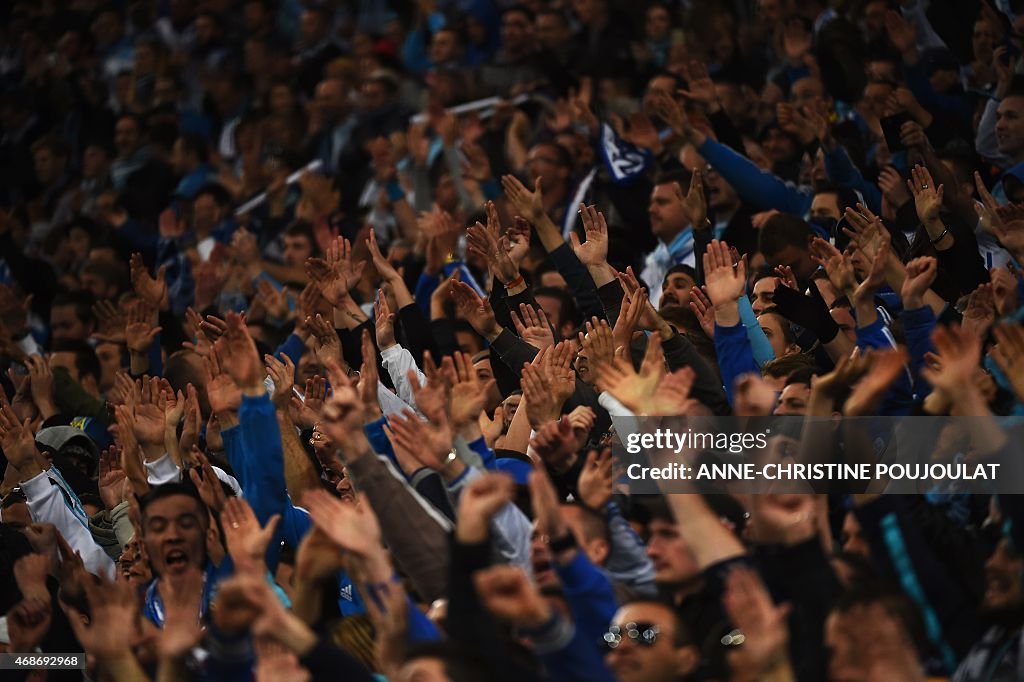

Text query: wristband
(929, 227), (949, 245)
(385, 180), (406, 203)
(548, 532), (578, 553)
(505, 274), (525, 290)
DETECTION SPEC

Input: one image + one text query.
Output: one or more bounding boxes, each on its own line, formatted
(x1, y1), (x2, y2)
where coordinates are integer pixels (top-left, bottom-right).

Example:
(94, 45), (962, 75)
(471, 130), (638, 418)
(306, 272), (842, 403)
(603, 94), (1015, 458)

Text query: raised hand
(410, 352), (451, 422)
(156, 567), (204, 660)
(613, 111), (663, 153)
(722, 566), (792, 680)
(293, 375), (326, 428)
(828, 601), (926, 682)
(841, 204), (890, 263)
(809, 236), (855, 295)
(521, 356), (558, 430)
(365, 229), (398, 283)
(851, 239), (889, 307)
(178, 384), (202, 454)
(595, 334), (666, 415)
(23, 354), (56, 419)
(384, 408), (455, 475)
(734, 374), (778, 417)
(254, 279), (291, 321)
(506, 216), (531, 268)
(131, 376), (167, 446)
(843, 348), (909, 416)
(124, 299), (161, 354)
(992, 324), (1024, 402)
(65, 566), (143, 661)
(304, 489), (386, 566)
(900, 256), (937, 310)
(473, 564), (552, 628)
(689, 287), (716, 338)
(294, 525), (346, 583)
(373, 289), (397, 349)
(13, 552), (50, 601)
(923, 324), (982, 396)
(512, 303), (555, 350)
(650, 366), (699, 416)
(204, 348), (243, 416)
(307, 236), (365, 306)
(648, 90), (689, 137)
(501, 174), (545, 224)
(885, 9), (917, 56)
(777, 102), (816, 146)
(98, 445), (128, 511)
(962, 283), (996, 339)
(449, 350), (491, 430)
(907, 164), (944, 226)
(296, 170), (338, 220)
(576, 448), (614, 511)
(7, 594), (52, 653)
(92, 299), (126, 344)
(130, 252), (169, 311)
(467, 203), (519, 285)
(578, 317), (615, 385)
(521, 345), (575, 428)
(456, 472), (516, 543)
(215, 312), (266, 392)
(265, 353), (296, 409)
(113, 404), (149, 494)
(318, 361), (372, 457)
(188, 448), (227, 514)
(529, 415), (579, 471)
(450, 280), (499, 339)
(703, 240), (746, 323)
(305, 313), (343, 366)
(991, 266), (1020, 317)
(182, 308), (215, 356)
(221, 496), (280, 575)
(679, 59), (720, 112)
(356, 328), (383, 423)
(570, 204), (609, 267)
(878, 166), (911, 209)
(614, 281), (646, 348)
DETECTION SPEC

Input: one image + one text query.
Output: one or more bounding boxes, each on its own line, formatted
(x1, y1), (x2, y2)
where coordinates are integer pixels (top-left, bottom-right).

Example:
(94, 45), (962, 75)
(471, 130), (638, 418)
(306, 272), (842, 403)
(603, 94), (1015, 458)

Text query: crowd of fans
(4, 0), (1024, 680)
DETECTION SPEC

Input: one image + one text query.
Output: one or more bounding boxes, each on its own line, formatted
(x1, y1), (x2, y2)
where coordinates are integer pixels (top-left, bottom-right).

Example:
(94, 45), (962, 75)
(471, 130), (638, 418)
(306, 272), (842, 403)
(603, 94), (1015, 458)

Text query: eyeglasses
(602, 622), (660, 650)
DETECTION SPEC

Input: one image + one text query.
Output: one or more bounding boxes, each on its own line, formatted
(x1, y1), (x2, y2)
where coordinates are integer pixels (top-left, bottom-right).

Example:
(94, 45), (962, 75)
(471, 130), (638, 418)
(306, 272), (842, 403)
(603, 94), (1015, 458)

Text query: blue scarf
(597, 122), (652, 184)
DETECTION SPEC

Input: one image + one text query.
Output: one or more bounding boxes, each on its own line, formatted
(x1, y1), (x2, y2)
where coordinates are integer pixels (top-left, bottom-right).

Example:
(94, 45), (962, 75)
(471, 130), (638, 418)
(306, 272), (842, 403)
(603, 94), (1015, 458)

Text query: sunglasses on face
(602, 622), (660, 650)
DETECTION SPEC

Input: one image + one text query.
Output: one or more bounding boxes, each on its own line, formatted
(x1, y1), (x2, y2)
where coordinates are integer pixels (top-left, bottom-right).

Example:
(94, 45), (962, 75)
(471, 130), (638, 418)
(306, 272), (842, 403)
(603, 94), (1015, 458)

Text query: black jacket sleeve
(753, 538), (841, 682)
(547, 242), (604, 321)
(933, 215), (989, 299)
(661, 332), (730, 415)
(447, 536), (545, 682)
(398, 302), (441, 366)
